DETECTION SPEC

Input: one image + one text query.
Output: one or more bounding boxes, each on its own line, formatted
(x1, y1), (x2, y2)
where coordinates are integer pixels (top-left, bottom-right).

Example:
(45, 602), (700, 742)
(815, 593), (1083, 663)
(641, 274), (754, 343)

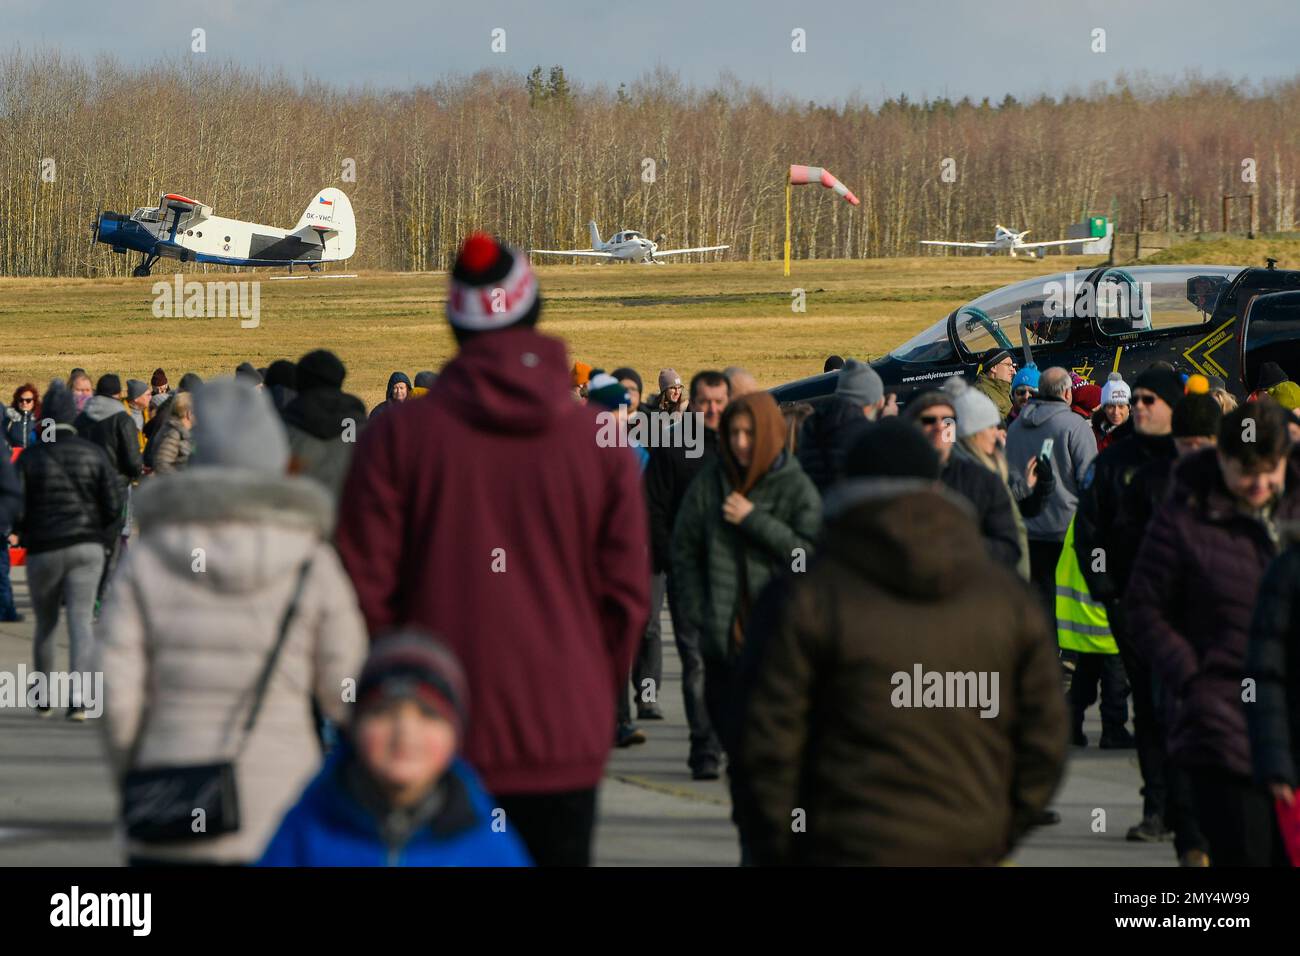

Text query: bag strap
(234, 557), (314, 758)
(728, 471), (753, 657)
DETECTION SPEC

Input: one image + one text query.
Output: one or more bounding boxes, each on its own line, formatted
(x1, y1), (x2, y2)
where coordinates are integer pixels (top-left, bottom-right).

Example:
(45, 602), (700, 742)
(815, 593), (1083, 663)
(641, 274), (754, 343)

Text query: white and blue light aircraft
(530, 221), (728, 264)
(921, 224), (1094, 259)
(92, 188), (356, 276)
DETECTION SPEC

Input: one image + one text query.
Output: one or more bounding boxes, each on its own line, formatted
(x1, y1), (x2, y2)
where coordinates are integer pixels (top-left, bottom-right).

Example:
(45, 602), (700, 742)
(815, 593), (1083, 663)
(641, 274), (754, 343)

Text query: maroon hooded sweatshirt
(335, 326), (650, 795)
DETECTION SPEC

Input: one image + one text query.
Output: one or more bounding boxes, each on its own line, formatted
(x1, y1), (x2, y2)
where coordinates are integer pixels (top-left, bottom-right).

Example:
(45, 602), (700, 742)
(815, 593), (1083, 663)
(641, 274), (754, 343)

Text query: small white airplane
(920, 224), (1086, 259)
(530, 222), (728, 264)
(93, 188), (356, 276)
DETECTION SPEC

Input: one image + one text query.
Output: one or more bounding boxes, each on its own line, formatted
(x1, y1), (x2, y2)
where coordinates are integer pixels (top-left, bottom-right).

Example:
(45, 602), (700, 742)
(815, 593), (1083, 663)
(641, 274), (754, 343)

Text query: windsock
(789, 165), (859, 206)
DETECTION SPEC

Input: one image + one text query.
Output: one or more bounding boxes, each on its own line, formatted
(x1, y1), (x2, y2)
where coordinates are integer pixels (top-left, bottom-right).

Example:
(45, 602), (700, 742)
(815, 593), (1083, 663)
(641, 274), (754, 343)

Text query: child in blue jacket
(260, 631), (531, 867)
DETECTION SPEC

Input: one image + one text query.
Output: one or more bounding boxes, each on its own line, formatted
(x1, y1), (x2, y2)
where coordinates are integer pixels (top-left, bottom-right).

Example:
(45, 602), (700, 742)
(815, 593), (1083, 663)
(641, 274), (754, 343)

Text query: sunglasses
(1134, 394), (1158, 406)
(17, 396), (34, 404)
(919, 414), (952, 426)
(1013, 388), (1034, 398)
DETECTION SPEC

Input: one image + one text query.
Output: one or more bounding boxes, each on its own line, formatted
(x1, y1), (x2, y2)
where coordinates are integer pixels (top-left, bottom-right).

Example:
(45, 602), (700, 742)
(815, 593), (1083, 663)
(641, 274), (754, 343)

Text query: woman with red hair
(5, 384), (40, 450)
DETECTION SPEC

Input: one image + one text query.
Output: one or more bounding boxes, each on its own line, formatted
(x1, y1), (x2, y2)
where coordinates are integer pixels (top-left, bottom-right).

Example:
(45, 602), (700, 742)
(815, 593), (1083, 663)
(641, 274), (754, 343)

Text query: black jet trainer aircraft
(771, 261), (1300, 406)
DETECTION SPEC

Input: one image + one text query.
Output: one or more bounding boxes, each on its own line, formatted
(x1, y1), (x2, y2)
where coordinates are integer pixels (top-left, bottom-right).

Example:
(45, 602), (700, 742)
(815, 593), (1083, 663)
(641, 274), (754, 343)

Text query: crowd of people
(2, 231), (1300, 867)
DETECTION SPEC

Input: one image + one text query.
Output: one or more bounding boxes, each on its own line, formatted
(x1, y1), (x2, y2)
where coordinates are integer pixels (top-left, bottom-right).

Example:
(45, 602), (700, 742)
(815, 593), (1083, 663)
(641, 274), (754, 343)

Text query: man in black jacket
(1073, 362), (1182, 844)
(16, 383), (122, 717)
(644, 369), (728, 778)
(75, 374), (142, 492)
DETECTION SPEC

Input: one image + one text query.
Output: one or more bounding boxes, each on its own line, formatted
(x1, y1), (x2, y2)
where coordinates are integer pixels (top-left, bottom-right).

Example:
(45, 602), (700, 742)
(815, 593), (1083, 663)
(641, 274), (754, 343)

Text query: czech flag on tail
(789, 165), (859, 205)
(318, 197), (334, 206)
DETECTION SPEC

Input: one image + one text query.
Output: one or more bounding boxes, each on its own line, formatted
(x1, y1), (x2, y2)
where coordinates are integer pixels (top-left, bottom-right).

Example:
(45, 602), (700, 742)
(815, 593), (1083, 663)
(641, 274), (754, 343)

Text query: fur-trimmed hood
(133, 466), (334, 594)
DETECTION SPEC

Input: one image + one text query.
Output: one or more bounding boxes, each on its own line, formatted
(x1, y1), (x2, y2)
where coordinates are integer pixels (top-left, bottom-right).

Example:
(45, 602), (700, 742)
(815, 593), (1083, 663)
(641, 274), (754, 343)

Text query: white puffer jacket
(94, 466), (367, 863)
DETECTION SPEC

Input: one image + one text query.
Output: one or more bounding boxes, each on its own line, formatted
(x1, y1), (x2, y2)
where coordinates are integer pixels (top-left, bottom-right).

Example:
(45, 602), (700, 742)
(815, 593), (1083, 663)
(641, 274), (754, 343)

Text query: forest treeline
(2, 50), (1298, 276)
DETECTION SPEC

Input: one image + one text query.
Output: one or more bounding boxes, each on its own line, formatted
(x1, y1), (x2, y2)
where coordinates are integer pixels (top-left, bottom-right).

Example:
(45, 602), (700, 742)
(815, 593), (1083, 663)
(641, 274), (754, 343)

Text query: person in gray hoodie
(75, 374), (142, 499)
(75, 374), (143, 604)
(1004, 366), (1098, 615)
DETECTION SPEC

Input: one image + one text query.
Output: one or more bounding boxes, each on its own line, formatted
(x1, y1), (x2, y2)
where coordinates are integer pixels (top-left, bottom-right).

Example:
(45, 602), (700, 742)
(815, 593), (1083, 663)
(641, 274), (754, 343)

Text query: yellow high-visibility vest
(1055, 517), (1117, 654)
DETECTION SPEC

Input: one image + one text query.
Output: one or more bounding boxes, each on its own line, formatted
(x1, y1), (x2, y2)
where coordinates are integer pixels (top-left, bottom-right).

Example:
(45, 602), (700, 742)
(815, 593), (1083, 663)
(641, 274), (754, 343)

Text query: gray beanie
(944, 376), (1002, 438)
(190, 378), (289, 473)
(835, 359), (884, 407)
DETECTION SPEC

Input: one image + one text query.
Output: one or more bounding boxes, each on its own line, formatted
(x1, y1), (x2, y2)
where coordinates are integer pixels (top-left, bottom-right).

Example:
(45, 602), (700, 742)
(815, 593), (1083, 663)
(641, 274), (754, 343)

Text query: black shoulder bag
(121, 559), (314, 843)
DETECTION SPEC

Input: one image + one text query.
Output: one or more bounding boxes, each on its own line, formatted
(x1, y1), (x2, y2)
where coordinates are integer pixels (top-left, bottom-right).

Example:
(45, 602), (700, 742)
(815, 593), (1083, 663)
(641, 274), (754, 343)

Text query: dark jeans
(1065, 651), (1129, 734)
(496, 788), (597, 867)
(1186, 767), (1287, 866)
(1028, 538), (1063, 625)
(1150, 667), (1208, 856)
(667, 573), (722, 769)
(702, 657), (736, 754)
(1110, 604), (1166, 822)
(704, 655), (753, 865)
(0, 543), (16, 619)
(94, 509), (127, 610)
(617, 571), (666, 725)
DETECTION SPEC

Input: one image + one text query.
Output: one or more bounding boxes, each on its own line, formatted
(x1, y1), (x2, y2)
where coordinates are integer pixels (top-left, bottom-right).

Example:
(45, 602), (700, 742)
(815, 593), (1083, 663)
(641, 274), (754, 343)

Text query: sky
(2, 0), (1296, 104)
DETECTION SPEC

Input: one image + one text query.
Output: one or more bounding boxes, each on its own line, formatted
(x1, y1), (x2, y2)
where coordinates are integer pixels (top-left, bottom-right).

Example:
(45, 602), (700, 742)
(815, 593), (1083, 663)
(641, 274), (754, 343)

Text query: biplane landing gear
(132, 253), (159, 278)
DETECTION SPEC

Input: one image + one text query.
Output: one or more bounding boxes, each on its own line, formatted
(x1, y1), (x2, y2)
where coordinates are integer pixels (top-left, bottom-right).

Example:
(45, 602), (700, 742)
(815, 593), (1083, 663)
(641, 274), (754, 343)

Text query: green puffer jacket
(671, 454), (821, 663)
(975, 374), (1013, 421)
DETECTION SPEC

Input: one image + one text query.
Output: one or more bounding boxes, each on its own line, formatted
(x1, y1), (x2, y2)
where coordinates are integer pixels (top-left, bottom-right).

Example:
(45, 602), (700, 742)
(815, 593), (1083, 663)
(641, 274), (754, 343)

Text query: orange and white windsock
(789, 164), (860, 206)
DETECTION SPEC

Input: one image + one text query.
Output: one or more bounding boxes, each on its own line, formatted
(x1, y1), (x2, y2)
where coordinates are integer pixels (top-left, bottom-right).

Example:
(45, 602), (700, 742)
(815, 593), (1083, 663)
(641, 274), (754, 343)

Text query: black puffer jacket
(795, 396), (871, 493)
(1248, 542), (1300, 788)
(16, 425), (123, 554)
(75, 394), (143, 489)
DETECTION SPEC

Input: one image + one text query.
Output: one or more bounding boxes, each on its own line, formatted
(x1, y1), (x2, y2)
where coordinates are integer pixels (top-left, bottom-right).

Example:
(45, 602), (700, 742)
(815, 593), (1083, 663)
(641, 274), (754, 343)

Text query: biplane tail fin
(295, 188), (355, 260)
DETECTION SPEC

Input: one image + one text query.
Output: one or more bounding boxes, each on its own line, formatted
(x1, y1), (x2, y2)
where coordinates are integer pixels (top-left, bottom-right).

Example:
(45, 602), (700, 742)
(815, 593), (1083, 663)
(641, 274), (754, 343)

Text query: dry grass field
(3, 240), (1296, 409)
